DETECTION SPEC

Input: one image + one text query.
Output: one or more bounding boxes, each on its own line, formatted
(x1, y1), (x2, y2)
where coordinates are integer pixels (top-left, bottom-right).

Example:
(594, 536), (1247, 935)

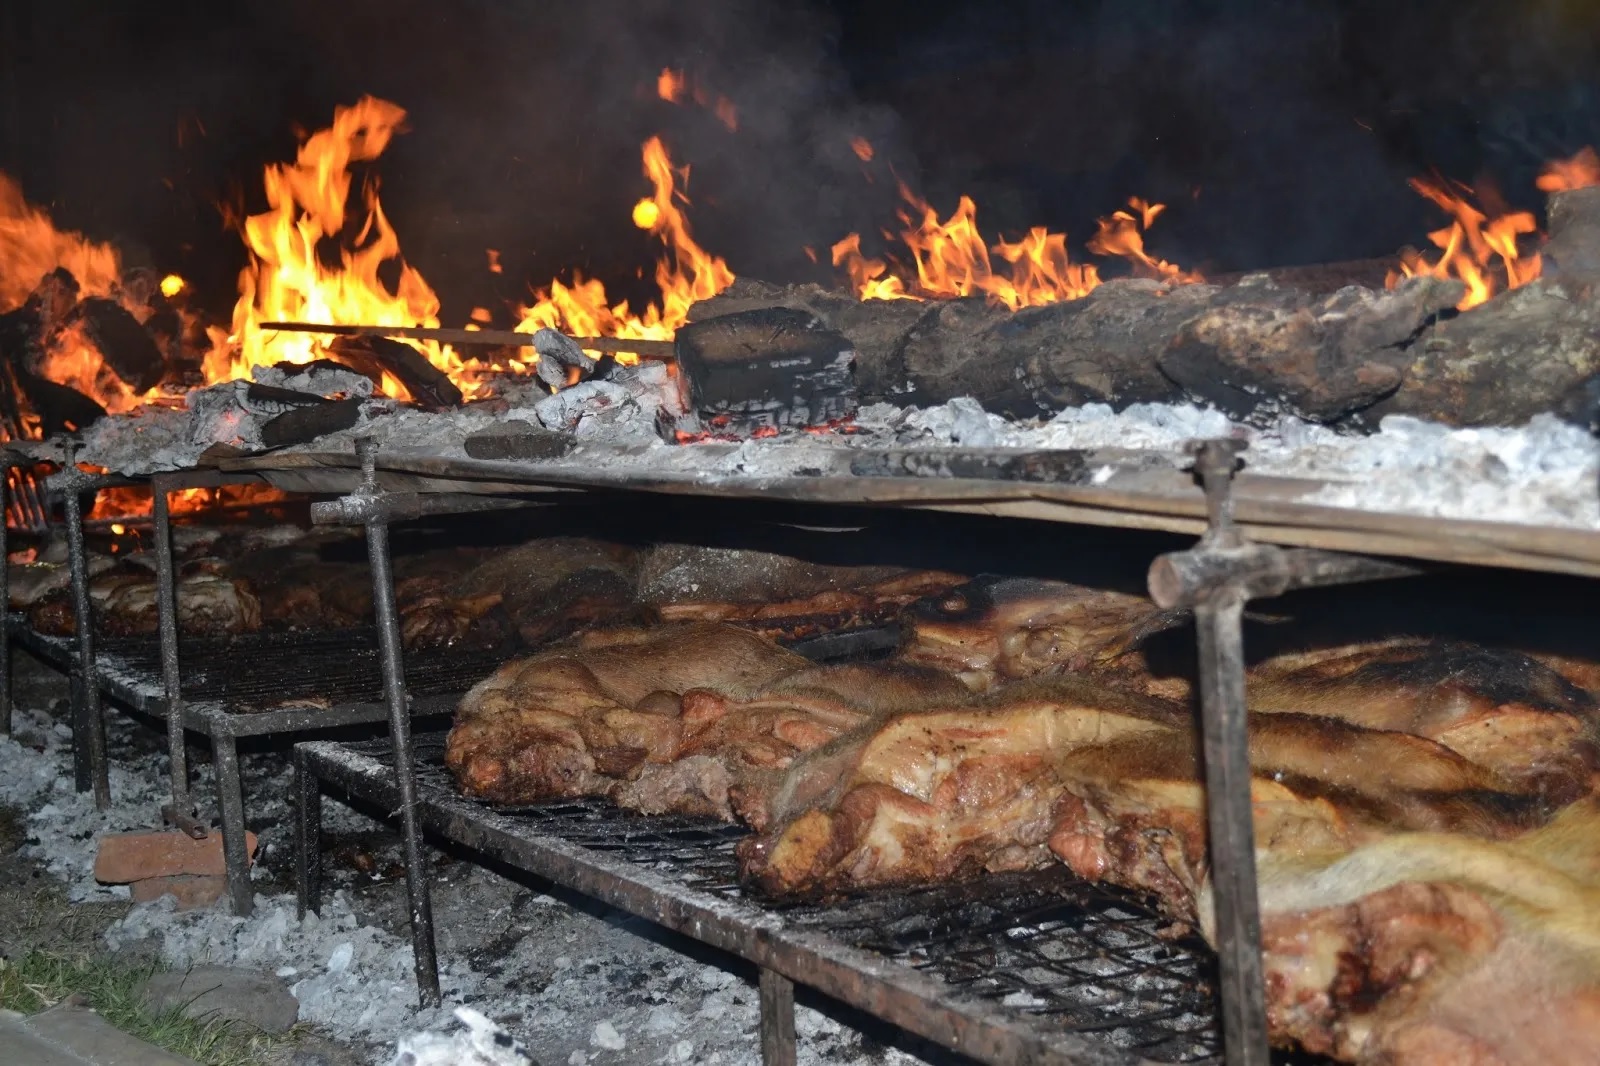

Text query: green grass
(0, 949), (295, 1065)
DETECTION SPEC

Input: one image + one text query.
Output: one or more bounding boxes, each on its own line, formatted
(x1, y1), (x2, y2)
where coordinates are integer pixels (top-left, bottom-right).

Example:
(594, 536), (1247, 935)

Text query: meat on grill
(444, 622), (967, 818)
(27, 558), (262, 638)
(637, 544), (966, 644)
(898, 576), (1189, 694)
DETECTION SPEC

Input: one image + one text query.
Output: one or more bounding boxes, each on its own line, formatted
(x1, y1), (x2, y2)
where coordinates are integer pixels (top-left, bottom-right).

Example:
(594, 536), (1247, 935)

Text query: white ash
(252, 362), (376, 399)
(392, 1008), (535, 1066)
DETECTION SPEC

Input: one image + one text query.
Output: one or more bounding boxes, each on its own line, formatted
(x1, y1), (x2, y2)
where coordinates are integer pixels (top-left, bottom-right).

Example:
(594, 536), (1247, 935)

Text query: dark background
(2, 0), (1598, 322)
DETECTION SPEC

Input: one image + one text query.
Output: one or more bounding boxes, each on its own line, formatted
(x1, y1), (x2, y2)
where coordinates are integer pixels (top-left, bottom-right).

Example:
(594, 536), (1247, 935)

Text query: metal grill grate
(27, 626), (511, 712)
(361, 734), (1221, 1063)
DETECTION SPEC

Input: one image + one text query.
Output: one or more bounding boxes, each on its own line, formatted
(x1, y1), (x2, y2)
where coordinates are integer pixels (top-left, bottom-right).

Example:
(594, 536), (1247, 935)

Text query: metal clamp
(1149, 439), (1421, 1066)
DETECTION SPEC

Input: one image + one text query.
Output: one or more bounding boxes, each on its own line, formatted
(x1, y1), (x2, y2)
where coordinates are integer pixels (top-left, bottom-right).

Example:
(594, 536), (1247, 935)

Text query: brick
(129, 874), (229, 910)
(94, 830), (257, 884)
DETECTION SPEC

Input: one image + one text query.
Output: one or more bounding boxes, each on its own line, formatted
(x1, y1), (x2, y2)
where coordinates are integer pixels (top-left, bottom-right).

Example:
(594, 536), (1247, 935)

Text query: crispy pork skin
(638, 544), (965, 643)
(1247, 798), (1600, 1065)
(899, 576), (1189, 693)
(445, 623), (811, 807)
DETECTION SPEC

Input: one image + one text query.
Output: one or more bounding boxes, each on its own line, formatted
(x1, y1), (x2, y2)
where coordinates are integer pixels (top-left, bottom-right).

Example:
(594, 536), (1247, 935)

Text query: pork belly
(899, 576), (1189, 693)
(28, 559), (262, 638)
(1246, 798), (1600, 1065)
(638, 544), (965, 643)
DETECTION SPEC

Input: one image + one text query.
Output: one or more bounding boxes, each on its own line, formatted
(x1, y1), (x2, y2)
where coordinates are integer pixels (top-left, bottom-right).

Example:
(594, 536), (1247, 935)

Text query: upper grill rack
(367, 733), (1221, 1063)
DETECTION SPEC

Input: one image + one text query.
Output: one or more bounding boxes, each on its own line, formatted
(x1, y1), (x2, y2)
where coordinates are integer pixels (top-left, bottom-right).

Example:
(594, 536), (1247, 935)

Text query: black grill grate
(80, 628), (510, 712)
(365, 734), (1221, 1063)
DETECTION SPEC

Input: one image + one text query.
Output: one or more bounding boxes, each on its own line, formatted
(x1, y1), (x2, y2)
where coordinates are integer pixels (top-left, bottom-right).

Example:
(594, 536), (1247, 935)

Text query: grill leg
(758, 968), (796, 1066)
(366, 514), (441, 1007)
(63, 481), (109, 808)
(152, 478), (191, 819)
(1193, 593), (1270, 1066)
(295, 745), (323, 920)
(213, 733), (254, 917)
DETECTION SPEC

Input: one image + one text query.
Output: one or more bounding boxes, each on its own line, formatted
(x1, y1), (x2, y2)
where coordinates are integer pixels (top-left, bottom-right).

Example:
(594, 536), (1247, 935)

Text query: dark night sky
(1, 0), (1597, 321)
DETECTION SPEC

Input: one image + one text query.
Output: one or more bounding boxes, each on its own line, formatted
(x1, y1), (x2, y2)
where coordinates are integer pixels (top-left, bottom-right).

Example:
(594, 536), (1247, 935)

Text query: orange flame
(850, 138), (875, 163)
(0, 174), (167, 419)
(832, 187), (1193, 309)
(1385, 175), (1540, 311)
(656, 68), (737, 132)
(1537, 147), (1600, 193)
(89, 483), (291, 521)
(515, 136), (735, 349)
(210, 96), (494, 399)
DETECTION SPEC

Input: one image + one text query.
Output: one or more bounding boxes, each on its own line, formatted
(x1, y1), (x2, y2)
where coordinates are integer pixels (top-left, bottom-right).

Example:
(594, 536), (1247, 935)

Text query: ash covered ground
(0, 651), (946, 1066)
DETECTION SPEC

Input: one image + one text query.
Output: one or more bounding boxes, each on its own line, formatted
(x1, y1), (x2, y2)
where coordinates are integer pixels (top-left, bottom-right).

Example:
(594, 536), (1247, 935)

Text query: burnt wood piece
(463, 421), (576, 461)
(15, 374), (107, 436)
(328, 336), (463, 410)
(848, 448), (1098, 483)
(245, 382), (337, 408)
(689, 188), (1600, 429)
(673, 308), (857, 433)
(259, 397), (364, 449)
(69, 297), (165, 392)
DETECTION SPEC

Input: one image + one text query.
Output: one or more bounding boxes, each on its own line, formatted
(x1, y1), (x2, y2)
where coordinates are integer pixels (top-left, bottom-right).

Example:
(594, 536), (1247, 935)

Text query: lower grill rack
(297, 733), (1222, 1066)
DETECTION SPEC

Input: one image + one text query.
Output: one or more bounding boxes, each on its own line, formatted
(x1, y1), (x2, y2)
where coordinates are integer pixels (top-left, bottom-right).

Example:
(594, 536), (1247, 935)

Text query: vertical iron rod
(758, 968), (797, 1066)
(1193, 592), (1270, 1066)
(295, 745), (323, 920)
(63, 474), (109, 807)
(365, 487), (441, 1006)
(213, 732), (254, 916)
(152, 476), (190, 818)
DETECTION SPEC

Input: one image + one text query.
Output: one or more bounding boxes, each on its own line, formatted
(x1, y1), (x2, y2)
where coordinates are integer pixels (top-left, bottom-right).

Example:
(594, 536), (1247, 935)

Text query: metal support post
(354, 438), (441, 1007)
(294, 745), (323, 920)
(1148, 438), (1422, 1066)
(758, 968), (797, 1066)
(212, 731), (254, 916)
(57, 446), (109, 807)
(152, 475), (206, 839)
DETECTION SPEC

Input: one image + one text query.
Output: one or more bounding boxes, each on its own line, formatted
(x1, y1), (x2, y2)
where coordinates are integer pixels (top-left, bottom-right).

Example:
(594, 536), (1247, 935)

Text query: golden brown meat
(638, 544), (965, 643)
(1247, 798), (1600, 1065)
(899, 576), (1189, 693)
(27, 560), (262, 638)
(446, 623), (813, 806)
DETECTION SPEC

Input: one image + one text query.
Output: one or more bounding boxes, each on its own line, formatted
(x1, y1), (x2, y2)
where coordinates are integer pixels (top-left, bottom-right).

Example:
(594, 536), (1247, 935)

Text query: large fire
(4, 83), (1600, 435)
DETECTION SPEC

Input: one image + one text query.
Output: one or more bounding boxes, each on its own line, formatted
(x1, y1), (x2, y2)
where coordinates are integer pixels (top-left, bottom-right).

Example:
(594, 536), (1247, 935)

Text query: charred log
(258, 396), (364, 449)
(327, 335), (463, 410)
(15, 373), (107, 436)
(687, 190), (1600, 429)
(674, 308), (857, 433)
(68, 297), (164, 392)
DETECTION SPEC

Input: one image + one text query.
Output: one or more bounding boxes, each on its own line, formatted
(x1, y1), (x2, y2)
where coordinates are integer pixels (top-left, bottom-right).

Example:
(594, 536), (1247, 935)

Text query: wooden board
(208, 445), (1600, 579)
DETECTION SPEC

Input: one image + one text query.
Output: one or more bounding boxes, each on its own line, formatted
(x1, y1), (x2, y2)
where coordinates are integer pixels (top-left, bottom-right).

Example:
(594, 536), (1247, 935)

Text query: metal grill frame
(295, 734), (1221, 1066)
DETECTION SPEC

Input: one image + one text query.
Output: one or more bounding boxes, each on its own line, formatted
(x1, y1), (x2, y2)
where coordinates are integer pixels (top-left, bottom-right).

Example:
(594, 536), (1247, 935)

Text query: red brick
(129, 874), (229, 910)
(94, 830), (257, 884)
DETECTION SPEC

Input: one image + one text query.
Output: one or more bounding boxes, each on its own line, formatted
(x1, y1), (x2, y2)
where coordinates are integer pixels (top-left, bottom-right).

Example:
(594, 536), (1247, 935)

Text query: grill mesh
(76, 628), (509, 711)
(364, 734), (1222, 1063)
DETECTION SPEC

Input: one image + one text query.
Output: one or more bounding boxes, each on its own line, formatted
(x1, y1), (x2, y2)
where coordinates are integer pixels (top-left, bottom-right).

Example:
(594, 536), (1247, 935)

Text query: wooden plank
(207, 447), (1600, 579)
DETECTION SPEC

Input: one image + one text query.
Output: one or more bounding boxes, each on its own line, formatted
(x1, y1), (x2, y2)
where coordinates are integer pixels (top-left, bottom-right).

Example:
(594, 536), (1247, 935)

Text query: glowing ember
(160, 274), (186, 298)
(831, 186), (1194, 310)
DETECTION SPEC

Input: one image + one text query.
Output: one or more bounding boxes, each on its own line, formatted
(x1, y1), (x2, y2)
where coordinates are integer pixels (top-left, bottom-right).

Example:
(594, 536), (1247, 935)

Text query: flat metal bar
(294, 745), (323, 920)
(213, 733), (254, 917)
(310, 492), (539, 527)
(260, 320), (676, 359)
(151, 475), (190, 819)
(1148, 545), (1421, 609)
(62, 477), (109, 807)
(367, 515), (442, 1008)
(1191, 594), (1269, 1066)
(759, 968), (797, 1066)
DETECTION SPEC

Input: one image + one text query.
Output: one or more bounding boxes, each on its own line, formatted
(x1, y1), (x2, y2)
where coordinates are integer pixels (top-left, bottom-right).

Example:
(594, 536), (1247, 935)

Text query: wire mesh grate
(351, 733), (1221, 1063)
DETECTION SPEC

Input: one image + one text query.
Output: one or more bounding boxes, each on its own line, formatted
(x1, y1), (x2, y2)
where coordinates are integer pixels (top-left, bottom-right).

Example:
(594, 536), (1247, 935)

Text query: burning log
(68, 297), (164, 393)
(687, 189), (1600, 430)
(326, 335), (463, 410)
(258, 396), (364, 450)
(673, 308), (857, 434)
